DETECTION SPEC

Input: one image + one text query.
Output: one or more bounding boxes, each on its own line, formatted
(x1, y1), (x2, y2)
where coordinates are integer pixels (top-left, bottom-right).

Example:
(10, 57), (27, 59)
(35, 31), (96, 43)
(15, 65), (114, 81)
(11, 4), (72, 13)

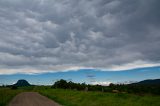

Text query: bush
(11, 86), (18, 90)
(52, 79), (160, 95)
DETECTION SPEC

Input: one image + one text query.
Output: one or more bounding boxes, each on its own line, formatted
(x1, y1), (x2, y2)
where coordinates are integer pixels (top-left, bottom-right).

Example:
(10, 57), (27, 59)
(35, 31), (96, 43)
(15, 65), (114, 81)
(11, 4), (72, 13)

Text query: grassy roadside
(0, 88), (23, 106)
(35, 87), (160, 106)
(1, 86), (160, 106)
(0, 86), (34, 106)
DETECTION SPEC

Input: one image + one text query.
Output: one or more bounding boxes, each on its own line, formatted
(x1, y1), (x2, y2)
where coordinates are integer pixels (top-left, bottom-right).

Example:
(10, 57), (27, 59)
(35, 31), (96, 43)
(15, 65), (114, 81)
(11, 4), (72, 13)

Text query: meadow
(0, 86), (34, 106)
(0, 88), (23, 106)
(35, 87), (160, 106)
(0, 86), (160, 106)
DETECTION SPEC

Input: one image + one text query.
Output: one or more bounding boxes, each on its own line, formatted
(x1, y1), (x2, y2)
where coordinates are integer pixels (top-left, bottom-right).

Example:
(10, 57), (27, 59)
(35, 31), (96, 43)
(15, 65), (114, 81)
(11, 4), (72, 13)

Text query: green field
(0, 86), (160, 106)
(35, 87), (160, 106)
(0, 88), (23, 106)
(0, 86), (35, 106)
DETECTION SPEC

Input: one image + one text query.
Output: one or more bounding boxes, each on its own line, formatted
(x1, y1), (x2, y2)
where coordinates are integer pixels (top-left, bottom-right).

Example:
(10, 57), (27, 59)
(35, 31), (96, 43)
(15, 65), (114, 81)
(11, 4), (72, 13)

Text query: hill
(132, 79), (160, 85)
(14, 79), (31, 87)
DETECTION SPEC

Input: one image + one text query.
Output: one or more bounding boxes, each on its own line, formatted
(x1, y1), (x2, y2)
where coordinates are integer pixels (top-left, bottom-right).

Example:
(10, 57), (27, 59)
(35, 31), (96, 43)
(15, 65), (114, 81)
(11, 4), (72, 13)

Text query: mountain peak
(14, 79), (31, 86)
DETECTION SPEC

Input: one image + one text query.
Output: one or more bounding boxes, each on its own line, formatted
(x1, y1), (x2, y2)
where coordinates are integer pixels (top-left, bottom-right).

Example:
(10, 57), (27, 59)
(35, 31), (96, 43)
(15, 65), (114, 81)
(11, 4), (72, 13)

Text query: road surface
(8, 92), (61, 106)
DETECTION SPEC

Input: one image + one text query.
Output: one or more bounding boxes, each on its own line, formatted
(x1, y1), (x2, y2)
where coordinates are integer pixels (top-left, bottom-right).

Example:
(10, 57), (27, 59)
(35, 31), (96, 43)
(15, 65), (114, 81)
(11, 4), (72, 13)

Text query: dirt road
(8, 92), (61, 106)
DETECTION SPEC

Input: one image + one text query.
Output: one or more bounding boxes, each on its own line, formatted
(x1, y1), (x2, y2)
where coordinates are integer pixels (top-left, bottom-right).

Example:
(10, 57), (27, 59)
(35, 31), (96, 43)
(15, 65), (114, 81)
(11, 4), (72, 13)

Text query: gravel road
(8, 92), (61, 106)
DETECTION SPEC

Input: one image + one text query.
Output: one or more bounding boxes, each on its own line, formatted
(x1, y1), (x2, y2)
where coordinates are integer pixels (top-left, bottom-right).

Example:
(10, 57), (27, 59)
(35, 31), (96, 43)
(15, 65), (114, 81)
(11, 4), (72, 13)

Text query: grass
(35, 87), (160, 106)
(0, 86), (34, 106)
(0, 88), (23, 106)
(0, 86), (160, 106)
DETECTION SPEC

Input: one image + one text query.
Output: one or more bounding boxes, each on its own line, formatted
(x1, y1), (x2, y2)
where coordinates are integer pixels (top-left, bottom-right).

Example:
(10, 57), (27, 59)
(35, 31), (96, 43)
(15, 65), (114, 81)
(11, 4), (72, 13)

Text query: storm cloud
(0, 0), (160, 74)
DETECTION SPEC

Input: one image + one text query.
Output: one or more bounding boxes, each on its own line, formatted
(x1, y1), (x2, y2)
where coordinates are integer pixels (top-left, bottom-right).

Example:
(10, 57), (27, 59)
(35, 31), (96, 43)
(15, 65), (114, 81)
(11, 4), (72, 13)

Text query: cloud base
(0, 0), (160, 74)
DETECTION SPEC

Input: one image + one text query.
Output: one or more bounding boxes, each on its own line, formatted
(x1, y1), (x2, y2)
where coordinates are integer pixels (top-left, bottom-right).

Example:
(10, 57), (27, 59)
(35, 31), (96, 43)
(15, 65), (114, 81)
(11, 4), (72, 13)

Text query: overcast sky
(0, 0), (160, 74)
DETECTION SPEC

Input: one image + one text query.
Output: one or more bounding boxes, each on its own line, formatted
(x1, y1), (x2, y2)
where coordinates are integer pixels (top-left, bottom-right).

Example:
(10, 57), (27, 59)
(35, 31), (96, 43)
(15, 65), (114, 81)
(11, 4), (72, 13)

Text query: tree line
(52, 79), (160, 95)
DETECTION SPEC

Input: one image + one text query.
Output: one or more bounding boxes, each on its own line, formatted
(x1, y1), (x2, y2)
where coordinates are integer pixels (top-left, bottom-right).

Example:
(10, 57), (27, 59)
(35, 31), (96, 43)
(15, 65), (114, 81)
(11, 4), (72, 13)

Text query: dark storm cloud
(0, 0), (160, 74)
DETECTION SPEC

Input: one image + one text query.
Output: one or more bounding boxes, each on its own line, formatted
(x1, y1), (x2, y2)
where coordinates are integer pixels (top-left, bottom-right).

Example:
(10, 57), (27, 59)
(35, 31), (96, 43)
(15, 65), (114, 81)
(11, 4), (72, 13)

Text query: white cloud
(92, 81), (112, 86)
(107, 60), (160, 71)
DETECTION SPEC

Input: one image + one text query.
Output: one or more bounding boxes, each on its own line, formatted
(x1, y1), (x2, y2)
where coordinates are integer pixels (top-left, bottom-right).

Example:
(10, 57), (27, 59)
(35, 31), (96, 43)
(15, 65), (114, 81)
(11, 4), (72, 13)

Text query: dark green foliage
(11, 85), (18, 90)
(52, 79), (87, 90)
(52, 79), (160, 95)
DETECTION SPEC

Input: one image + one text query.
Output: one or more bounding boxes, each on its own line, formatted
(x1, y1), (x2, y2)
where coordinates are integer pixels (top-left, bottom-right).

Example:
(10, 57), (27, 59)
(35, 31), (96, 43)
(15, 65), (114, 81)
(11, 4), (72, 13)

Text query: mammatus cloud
(0, 0), (160, 74)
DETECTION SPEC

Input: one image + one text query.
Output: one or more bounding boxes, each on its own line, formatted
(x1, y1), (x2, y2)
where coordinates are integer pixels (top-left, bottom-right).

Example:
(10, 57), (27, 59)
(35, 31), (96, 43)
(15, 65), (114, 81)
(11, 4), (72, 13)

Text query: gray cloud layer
(0, 0), (160, 74)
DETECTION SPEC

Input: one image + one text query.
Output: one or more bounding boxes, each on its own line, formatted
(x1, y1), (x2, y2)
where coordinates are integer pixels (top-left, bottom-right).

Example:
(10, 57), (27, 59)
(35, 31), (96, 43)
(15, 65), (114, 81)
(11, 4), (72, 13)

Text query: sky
(0, 66), (160, 85)
(0, 0), (160, 84)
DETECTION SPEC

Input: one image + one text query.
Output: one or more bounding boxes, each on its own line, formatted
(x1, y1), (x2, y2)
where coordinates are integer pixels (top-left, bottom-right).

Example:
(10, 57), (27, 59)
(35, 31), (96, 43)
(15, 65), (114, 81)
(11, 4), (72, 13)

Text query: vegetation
(0, 87), (23, 106)
(0, 79), (160, 106)
(52, 79), (160, 95)
(0, 86), (34, 106)
(35, 87), (160, 106)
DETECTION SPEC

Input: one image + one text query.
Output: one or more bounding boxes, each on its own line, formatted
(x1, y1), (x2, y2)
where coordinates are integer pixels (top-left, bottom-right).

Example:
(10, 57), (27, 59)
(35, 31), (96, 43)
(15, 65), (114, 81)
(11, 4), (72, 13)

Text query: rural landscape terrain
(0, 0), (160, 106)
(0, 79), (160, 106)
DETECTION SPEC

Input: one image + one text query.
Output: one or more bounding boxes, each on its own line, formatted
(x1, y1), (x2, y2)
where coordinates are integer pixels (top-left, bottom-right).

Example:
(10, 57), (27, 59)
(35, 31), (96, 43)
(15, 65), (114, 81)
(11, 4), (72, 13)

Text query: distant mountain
(14, 79), (31, 86)
(132, 79), (160, 85)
